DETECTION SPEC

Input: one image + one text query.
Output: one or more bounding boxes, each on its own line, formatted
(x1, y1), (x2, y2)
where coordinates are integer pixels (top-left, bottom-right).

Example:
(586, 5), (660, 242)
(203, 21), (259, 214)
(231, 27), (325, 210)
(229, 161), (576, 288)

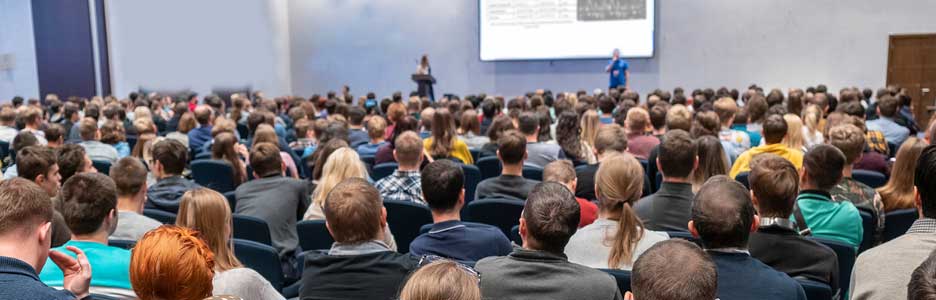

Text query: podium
(412, 74), (436, 101)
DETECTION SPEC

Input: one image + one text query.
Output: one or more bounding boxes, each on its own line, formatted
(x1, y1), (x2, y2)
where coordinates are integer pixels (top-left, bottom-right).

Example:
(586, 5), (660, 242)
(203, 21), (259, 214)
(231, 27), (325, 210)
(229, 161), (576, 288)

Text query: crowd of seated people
(0, 83), (933, 300)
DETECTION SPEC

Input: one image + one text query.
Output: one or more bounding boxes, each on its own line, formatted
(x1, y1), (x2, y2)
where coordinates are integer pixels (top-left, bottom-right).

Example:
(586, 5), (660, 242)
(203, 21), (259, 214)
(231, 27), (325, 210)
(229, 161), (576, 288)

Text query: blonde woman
(564, 153), (668, 270)
(878, 137), (928, 211)
(399, 260), (480, 300)
(303, 147), (398, 250)
(801, 104), (824, 148)
(176, 189), (285, 300)
(580, 109), (600, 154)
(782, 114), (806, 152)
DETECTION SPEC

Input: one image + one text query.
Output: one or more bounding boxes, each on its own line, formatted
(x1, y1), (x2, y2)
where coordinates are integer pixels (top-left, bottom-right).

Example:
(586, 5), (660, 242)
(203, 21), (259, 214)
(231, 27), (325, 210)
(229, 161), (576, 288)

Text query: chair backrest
(883, 208), (918, 242)
(232, 239), (283, 292)
(665, 231), (701, 246)
(0, 140), (9, 161)
(887, 142), (898, 159)
(297, 220), (334, 251)
(143, 209), (177, 224)
(735, 172), (751, 189)
(469, 149), (481, 163)
(108, 239), (136, 250)
(232, 214), (273, 246)
(372, 162), (399, 182)
(797, 279), (833, 300)
(599, 269), (632, 295)
(193, 151), (211, 161)
(638, 159), (649, 174)
(191, 159), (236, 193)
(476, 156), (502, 181)
(92, 160), (112, 175)
(510, 224), (522, 244)
(462, 164), (482, 206)
(522, 166), (543, 181)
(852, 170), (888, 189)
(360, 155), (376, 170)
(223, 191), (237, 212)
(857, 208), (876, 253)
(126, 136), (138, 151)
(383, 199), (434, 253)
(465, 198), (525, 237)
(810, 236), (856, 296)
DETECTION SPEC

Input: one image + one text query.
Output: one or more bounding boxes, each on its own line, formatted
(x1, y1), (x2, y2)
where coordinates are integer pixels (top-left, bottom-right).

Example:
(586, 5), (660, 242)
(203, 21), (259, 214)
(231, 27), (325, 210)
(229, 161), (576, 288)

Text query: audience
(867, 95), (910, 146)
(424, 108), (473, 164)
(543, 160), (598, 227)
(176, 188), (284, 300)
(475, 130), (539, 201)
(234, 142), (310, 277)
(129, 225), (224, 300)
(576, 124), (628, 200)
(398, 260), (481, 300)
(689, 176), (806, 299)
(795, 144), (864, 249)
(624, 107), (659, 159)
(300, 178), (420, 299)
(627, 239), (717, 300)
(357, 116), (387, 156)
(410, 160), (512, 263)
(747, 154), (839, 293)
(635, 129), (697, 231)
(78, 117), (119, 164)
(109, 157), (161, 241)
(39, 173), (135, 298)
(476, 182), (623, 299)
(347, 106), (369, 148)
(375, 131), (425, 204)
(518, 112), (562, 168)
(189, 105), (215, 151)
(147, 139), (202, 213)
(851, 145), (936, 299)
(566, 153), (668, 269)
(375, 116), (418, 165)
(729, 114), (803, 179)
(828, 124), (886, 240)
(878, 137), (928, 211)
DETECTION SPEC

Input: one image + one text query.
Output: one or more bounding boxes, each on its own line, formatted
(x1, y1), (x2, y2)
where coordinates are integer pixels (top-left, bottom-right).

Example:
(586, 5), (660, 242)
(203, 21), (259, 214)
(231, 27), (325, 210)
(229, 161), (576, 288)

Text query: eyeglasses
(417, 255), (481, 281)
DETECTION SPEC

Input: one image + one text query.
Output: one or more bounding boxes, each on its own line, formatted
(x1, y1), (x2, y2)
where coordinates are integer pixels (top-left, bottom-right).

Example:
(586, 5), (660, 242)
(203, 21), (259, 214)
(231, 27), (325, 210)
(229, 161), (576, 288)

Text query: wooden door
(886, 34), (936, 130)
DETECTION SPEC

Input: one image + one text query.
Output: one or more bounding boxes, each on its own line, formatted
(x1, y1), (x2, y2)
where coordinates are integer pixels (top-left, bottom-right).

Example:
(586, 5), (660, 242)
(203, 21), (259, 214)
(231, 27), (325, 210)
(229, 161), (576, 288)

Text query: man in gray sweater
(850, 145), (936, 300)
(475, 182), (623, 300)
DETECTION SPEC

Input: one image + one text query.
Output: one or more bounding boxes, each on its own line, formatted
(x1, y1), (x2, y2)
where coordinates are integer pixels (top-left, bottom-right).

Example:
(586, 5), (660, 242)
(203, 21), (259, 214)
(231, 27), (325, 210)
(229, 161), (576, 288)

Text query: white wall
(0, 0), (39, 100)
(105, 0), (290, 98)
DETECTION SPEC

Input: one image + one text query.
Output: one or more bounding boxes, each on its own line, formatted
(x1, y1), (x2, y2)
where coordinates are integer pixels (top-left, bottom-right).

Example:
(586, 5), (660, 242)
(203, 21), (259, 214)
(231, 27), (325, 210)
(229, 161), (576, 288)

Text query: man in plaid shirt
(374, 131), (426, 205)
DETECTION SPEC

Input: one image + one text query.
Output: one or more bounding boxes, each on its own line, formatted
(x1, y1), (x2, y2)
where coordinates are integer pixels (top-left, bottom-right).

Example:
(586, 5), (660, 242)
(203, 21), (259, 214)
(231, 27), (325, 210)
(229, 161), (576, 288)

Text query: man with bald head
(187, 105), (214, 151)
(627, 239), (717, 300)
(689, 176), (806, 300)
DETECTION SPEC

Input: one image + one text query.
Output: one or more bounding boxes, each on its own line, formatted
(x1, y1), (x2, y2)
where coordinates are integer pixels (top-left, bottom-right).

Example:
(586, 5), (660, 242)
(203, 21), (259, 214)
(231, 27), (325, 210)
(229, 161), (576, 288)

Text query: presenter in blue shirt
(606, 49), (629, 91)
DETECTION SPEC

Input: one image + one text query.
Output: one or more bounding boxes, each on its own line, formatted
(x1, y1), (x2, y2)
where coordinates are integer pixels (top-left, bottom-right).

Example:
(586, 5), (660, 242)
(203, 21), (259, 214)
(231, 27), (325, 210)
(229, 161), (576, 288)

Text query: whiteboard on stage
(479, 0), (654, 61)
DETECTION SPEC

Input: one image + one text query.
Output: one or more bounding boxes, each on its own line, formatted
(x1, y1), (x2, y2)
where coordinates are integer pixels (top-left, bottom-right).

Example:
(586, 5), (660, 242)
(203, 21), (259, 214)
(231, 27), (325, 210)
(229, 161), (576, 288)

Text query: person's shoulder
(464, 222), (509, 238)
(216, 267), (267, 282)
(475, 255), (510, 271)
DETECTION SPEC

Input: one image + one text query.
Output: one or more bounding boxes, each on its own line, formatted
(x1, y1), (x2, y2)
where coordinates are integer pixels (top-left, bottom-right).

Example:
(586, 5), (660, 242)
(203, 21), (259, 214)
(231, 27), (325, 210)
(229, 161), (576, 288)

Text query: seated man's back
(634, 129), (696, 231)
(796, 145), (864, 249)
(475, 175), (538, 201)
(709, 251), (805, 300)
(146, 139), (201, 213)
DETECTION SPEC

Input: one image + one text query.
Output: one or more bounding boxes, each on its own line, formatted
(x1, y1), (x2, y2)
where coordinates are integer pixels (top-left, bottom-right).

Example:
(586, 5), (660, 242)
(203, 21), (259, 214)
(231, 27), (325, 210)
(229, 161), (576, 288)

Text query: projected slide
(480, 0), (654, 61)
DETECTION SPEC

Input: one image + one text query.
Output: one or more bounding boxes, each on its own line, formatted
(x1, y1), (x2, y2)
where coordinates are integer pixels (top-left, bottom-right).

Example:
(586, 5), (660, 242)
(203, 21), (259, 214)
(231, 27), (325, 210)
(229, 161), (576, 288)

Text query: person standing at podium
(605, 49), (629, 91)
(416, 55), (435, 101)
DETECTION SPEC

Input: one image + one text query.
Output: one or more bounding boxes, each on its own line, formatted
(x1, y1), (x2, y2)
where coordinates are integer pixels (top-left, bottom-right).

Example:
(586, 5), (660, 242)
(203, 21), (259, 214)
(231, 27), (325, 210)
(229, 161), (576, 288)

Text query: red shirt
(576, 197), (598, 228)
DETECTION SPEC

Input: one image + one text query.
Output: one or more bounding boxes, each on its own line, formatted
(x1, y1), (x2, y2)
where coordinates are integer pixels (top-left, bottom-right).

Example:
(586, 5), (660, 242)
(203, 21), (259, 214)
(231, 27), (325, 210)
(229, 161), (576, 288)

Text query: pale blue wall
(0, 0), (39, 100)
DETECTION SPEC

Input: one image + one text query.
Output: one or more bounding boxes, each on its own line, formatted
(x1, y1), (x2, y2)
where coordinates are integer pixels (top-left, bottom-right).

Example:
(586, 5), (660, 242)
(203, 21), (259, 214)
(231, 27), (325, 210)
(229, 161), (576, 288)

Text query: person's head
(520, 182), (580, 255)
(496, 130), (527, 166)
(801, 144), (846, 191)
(627, 239), (717, 300)
(251, 123), (278, 147)
(56, 144), (95, 184)
(544, 159), (578, 195)
(0, 178), (56, 270)
(915, 145), (936, 219)
(517, 112), (540, 137)
(193, 105), (213, 126)
(713, 97), (738, 127)
(23, 106), (42, 127)
(210, 132), (246, 185)
(130, 225), (215, 300)
(387, 102), (407, 124)
(909, 249), (936, 300)
(177, 112), (196, 134)
(781, 114), (804, 150)
(420, 108), (435, 132)
(746, 96), (769, 123)
(110, 157), (148, 205)
(389, 116), (418, 147)
(60, 173), (117, 237)
(625, 107), (651, 134)
(594, 124), (628, 158)
(43, 124), (65, 147)
(749, 154), (799, 218)
(828, 124), (866, 166)
(880, 137), (930, 211)
(762, 114), (788, 144)
(399, 260), (481, 300)
(486, 115), (515, 141)
(690, 111), (720, 138)
(99, 120), (126, 145)
(250, 142), (284, 178)
(689, 176), (757, 249)
(393, 131), (423, 169)
(176, 188), (242, 272)
(594, 153), (646, 267)
(78, 117), (100, 141)
(877, 95), (900, 118)
(17, 145), (61, 197)
(421, 160), (465, 214)
(665, 104), (692, 132)
(366, 116), (388, 142)
(151, 139), (187, 178)
(459, 110), (481, 136)
(0, 106), (15, 126)
(323, 178), (386, 244)
(690, 136), (729, 192)
(658, 129), (697, 179)
(428, 108), (457, 159)
(314, 147), (368, 206)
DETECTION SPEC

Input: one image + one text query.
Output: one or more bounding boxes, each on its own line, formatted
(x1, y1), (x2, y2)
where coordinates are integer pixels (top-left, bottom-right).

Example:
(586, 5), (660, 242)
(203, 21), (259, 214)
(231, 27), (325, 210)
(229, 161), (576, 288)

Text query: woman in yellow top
(424, 108), (474, 164)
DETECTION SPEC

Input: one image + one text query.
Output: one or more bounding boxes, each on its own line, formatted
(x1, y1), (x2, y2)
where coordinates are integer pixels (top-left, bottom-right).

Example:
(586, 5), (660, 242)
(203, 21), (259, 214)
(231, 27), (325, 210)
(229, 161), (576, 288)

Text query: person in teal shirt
(39, 173), (135, 298)
(793, 145), (863, 249)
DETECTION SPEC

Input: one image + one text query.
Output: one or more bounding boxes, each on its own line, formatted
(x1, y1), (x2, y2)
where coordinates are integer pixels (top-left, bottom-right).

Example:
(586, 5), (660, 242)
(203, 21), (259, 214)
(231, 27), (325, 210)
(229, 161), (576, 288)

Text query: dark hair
(631, 239), (718, 300)
(17, 146), (56, 182)
(691, 175), (754, 249)
(421, 160), (464, 212)
(877, 95), (900, 118)
(555, 112), (586, 161)
(110, 157), (147, 197)
(12, 131), (39, 154)
(347, 106), (366, 126)
(649, 105), (668, 130)
(43, 124), (65, 143)
(481, 98), (498, 118)
(388, 116), (418, 148)
(522, 182), (580, 254)
(151, 139), (188, 175)
(517, 112), (539, 136)
(486, 115), (515, 141)
(762, 114), (788, 144)
(909, 250), (936, 299)
(916, 146), (936, 219)
(60, 173), (117, 235)
(659, 130), (696, 178)
(249, 142), (283, 178)
(803, 144), (846, 190)
(749, 154), (799, 217)
(56, 144), (88, 183)
(497, 130), (526, 165)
